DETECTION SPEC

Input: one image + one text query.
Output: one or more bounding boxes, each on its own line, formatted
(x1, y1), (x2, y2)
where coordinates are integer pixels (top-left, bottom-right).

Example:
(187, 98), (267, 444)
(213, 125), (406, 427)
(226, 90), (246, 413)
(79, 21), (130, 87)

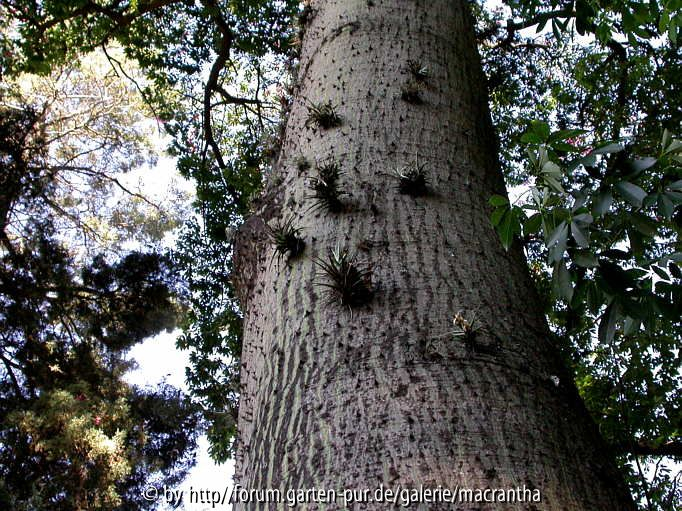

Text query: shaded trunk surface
(233, 0), (634, 509)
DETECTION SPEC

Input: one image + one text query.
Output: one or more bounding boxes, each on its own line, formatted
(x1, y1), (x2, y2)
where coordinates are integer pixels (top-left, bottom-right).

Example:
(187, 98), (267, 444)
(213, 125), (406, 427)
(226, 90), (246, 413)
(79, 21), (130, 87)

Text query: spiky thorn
(314, 246), (374, 309)
(307, 158), (346, 213)
(393, 154), (428, 196)
(452, 310), (499, 355)
(267, 217), (306, 264)
(305, 100), (343, 129)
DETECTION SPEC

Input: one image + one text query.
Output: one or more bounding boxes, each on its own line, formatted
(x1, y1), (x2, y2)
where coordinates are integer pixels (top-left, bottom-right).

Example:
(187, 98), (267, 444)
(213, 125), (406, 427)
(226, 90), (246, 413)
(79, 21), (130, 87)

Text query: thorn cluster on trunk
(314, 246), (374, 309)
(267, 217), (306, 263)
(307, 158), (346, 213)
(394, 156), (429, 197)
(305, 100), (343, 129)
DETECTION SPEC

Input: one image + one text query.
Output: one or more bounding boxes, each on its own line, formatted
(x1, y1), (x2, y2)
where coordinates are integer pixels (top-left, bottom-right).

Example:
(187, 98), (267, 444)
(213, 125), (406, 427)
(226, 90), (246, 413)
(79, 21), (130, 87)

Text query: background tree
(0, 52), (200, 509)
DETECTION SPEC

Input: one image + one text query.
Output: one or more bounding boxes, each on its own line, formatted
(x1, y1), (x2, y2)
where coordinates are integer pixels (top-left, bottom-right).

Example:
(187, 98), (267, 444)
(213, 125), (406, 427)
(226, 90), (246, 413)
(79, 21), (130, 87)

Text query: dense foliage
(1, 0), (680, 509)
(476, 2), (681, 507)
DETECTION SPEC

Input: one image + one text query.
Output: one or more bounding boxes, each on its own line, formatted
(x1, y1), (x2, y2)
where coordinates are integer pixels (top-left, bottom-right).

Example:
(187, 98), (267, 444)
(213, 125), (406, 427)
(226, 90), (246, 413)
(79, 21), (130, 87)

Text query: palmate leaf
(552, 259), (574, 302)
(592, 191), (613, 217)
(615, 181), (647, 207)
(489, 198), (522, 251)
(598, 302), (621, 346)
(571, 221), (590, 247)
(497, 208), (522, 250)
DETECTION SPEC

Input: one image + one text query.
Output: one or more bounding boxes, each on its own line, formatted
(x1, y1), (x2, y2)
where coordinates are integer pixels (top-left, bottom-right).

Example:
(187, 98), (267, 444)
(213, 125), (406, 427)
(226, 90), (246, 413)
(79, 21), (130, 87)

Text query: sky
(125, 331), (235, 511)
(120, 148), (237, 510)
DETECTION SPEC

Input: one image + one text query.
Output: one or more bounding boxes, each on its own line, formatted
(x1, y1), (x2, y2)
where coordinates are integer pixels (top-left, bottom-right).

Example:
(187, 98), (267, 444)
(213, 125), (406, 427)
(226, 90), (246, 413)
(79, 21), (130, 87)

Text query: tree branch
(0, 350), (25, 399)
(199, 0), (242, 203)
(488, 6), (575, 50)
(214, 85), (262, 106)
(613, 440), (682, 458)
(506, 7), (575, 33)
(57, 165), (163, 211)
(101, 44), (163, 129)
(38, 0), (179, 34)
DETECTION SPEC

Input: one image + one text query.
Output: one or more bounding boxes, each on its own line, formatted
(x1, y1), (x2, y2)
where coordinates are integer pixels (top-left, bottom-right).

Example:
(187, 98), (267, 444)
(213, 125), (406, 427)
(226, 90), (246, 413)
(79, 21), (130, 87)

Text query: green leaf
(651, 265), (669, 281)
(630, 213), (659, 237)
(665, 191), (682, 204)
(629, 157), (657, 173)
(658, 193), (674, 219)
(543, 174), (565, 193)
(598, 302), (621, 345)
(546, 221), (569, 248)
(520, 132), (544, 144)
(661, 128), (672, 151)
(615, 181), (647, 207)
(586, 282), (602, 314)
(601, 249), (631, 260)
(664, 139), (682, 155)
(623, 316), (640, 336)
(628, 228), (645, 260)
(643, 192), (658, 208)
(489, 194), (509, 207)
(669, 15), (678, 45)
(660, 8), (671, 35)
(572, 190), (589, 212)
(552, 141), (581, 153)
(552, 18), (562, 40)
(592, 142), (624, 155)
(573, 250), (599, 268)
(530, 120), (550, 140)
(592, 191), (613, 217)
(542, 160), (562, 177)
(553, 260), (573, 302)
(497, 208), (521, 250)
(571, 221), (590, 247)
(491, 206), (506, 226)
(573, 213), (593, 224)
(670, 262), (682, 279)
(570, 153), (597, 171)
(548, 128), (587, 143)
(524, 213), (543, 235)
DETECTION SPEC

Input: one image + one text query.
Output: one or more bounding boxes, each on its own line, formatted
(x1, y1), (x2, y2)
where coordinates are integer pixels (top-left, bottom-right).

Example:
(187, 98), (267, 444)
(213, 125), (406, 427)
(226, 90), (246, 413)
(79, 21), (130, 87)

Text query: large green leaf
(615, 181), (647, 207)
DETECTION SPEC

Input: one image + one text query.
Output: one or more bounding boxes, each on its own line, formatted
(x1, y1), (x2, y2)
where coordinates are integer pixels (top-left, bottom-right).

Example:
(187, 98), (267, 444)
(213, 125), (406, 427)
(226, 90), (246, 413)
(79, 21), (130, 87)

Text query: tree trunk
(233, 0), (635, 509)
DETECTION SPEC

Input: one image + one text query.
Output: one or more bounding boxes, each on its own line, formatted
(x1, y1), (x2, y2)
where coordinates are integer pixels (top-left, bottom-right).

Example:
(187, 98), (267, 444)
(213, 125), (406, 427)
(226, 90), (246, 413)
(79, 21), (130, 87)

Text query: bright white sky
(119, 141), (236, 509)
(125, 331), (235, 511)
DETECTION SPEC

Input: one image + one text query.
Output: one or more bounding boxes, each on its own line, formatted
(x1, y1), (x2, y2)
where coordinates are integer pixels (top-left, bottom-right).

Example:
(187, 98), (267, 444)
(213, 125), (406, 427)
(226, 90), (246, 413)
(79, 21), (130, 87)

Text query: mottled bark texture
(233, 0), (635, 509)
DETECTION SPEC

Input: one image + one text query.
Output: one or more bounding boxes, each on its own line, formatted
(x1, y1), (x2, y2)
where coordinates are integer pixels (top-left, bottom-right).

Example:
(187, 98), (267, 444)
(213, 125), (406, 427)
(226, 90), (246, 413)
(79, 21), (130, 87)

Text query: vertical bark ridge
(233, 0), (635, 509)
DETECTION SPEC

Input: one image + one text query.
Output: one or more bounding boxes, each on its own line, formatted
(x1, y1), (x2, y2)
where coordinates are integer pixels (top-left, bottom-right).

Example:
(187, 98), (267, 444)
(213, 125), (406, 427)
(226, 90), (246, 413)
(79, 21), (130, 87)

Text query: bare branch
(56, 165), (163, 211)
(0, 350), (25, 399)
(505, 7), (575, 33)
(613, 440), (682, 458)
(101, 44), (163, 130)
(198, 0), (241, 203)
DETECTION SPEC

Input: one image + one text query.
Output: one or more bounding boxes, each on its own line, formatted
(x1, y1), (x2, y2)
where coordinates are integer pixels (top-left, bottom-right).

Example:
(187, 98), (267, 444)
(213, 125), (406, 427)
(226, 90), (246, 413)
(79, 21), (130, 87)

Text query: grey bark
(233, 0), (635, 509)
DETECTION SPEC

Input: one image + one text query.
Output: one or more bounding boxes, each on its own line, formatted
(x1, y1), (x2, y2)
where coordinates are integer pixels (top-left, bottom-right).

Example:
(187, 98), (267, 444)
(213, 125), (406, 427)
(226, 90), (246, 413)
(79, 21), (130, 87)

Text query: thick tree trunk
(233, 0), (635, 509)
